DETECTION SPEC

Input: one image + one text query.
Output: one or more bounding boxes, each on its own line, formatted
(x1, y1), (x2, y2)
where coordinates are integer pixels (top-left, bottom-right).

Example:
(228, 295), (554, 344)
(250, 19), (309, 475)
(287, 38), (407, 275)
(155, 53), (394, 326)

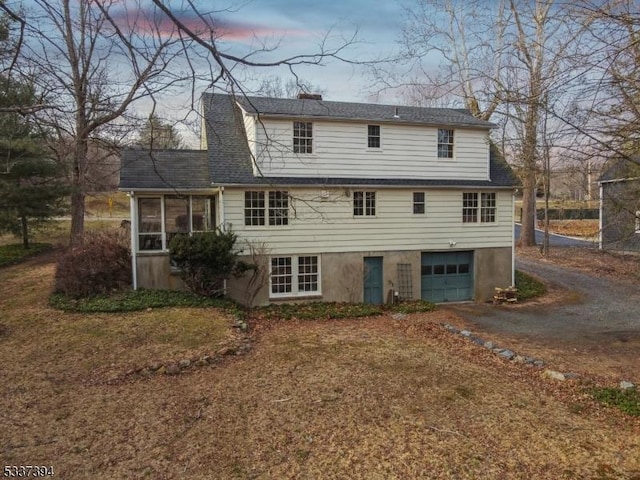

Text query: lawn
(1, 257), (639, 479)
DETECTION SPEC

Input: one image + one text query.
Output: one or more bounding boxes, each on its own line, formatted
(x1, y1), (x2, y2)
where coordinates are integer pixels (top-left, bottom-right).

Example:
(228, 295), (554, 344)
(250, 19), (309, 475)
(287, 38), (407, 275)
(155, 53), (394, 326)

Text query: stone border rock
(442, 323), (577, 381)
(108, 317), (252, 383)
(442, 323), (637, 389)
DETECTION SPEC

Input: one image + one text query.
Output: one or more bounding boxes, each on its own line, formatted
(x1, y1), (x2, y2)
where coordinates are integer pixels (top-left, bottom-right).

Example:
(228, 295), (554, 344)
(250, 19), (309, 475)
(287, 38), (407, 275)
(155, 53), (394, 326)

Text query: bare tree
(17, 0), (188, 246)
(254, 75), (326, 99)
(380, 0), (592, 247)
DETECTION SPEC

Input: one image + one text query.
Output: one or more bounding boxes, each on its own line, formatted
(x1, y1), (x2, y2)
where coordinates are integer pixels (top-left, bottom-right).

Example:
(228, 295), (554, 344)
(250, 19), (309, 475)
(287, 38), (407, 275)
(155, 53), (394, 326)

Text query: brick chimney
(297, 93), (323, 100)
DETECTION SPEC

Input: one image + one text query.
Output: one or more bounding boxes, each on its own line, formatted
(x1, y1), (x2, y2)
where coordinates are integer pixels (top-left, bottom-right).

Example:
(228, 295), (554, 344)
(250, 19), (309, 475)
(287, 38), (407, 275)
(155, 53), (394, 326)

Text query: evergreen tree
(135, 114), (184, 150)
(0, 76), (69, 248)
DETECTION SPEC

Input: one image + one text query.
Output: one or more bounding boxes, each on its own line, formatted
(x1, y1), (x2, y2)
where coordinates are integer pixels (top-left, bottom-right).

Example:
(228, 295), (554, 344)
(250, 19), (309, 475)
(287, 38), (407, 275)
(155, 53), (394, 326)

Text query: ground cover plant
(0, 242), (52, 267)
(591, 387), (640, 417)
(514, 269), (547, 301)
(2, 255), (640, 479)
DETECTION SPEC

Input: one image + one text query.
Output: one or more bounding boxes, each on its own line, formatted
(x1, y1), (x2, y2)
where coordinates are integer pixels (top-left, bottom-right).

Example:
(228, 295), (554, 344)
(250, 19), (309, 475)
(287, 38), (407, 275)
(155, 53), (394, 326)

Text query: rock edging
(442, 323), (638, 394)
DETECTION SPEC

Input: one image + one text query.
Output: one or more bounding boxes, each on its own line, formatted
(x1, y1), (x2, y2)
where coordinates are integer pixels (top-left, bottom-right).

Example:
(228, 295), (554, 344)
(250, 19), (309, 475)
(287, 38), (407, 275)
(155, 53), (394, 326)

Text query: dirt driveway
(447, 255), (640, 382)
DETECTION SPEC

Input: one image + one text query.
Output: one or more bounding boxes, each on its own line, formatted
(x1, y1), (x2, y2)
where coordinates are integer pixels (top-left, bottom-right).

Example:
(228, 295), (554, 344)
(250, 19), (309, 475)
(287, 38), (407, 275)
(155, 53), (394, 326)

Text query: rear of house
(120, 92), (517, 306)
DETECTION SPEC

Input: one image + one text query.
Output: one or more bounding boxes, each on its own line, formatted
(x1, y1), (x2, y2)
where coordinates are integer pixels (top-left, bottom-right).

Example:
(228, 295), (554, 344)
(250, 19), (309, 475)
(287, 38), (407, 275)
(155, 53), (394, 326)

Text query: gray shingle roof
(119, 93), (517, 191)
(235, 95), (495, 129)
(119, 149), (210, 190)
(203, 92), (516, 188)
(599, 156), (640, 182)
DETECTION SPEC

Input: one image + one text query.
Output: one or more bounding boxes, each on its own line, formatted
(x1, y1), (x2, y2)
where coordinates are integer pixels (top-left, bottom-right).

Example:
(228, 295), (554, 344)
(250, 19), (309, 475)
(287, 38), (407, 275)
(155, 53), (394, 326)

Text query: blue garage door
(421, 251), (474, 302)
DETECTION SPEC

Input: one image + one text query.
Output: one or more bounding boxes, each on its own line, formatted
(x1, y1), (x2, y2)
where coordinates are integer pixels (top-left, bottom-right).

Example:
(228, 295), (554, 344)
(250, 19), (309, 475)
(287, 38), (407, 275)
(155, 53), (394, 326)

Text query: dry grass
(2, 256), (640, 479)
(538, 219), (600, 238)
(85, 191), (130, 218)
(518, 246), (640, 282)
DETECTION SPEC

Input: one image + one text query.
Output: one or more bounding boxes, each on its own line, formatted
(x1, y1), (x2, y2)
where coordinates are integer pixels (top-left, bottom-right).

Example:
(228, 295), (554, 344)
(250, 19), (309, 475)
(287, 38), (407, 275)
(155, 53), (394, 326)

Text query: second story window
(368, 125), (380, 148)
(268, 191), (289, 226)
(438, 128), (454, 158)
(354, 191), (376, 216)
(463, 192), (496, 223)
(244, 191), (265, 226)
(245, 191), (289, 226)
(293, 121), (313, 154)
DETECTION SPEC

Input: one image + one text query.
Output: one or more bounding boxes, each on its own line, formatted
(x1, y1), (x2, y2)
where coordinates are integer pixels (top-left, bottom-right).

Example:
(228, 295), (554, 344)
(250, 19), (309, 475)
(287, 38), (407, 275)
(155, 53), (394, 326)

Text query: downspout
(511, 191), (516, 286)
(219, 186), (227, 295)
(598, 183), (604, 250)
(129, 192), (138, 290)
(219, 186), (226, 230)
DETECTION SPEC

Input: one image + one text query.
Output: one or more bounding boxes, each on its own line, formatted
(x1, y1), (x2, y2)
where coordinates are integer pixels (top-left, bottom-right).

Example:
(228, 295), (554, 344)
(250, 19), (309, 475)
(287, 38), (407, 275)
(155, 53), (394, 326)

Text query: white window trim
(243, 190), (290, 228)
(437, 128), (455, 160)
(366, 124), (382, 151)
(293, 121), (313, 155)
(461, 191), (497, 224)
(413, 192), (426, 215)
(269, 255), (322, 299)
(353, 190), (377, 217)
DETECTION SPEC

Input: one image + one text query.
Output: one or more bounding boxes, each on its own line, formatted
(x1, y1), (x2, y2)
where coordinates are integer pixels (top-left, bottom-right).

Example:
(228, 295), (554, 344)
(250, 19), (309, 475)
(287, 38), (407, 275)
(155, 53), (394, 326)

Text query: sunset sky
(110, 0), (407, 102)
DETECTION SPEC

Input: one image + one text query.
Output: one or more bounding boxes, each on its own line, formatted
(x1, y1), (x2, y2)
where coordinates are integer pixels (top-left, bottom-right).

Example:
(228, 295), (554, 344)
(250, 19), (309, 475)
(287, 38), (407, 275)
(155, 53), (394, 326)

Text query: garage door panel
(421, 251), (474, 302)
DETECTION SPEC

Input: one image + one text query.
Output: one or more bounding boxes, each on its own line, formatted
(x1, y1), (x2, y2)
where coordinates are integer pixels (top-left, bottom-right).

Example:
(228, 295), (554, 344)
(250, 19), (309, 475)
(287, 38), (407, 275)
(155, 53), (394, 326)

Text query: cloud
(108, 4), (311, 43)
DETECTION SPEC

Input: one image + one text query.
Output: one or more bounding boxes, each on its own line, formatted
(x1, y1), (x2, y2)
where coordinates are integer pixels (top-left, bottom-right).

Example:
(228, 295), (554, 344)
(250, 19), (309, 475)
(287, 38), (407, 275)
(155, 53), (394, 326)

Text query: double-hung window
(413, 192), (425, 214)
(368, 125), (380, 148)
(438, 128), (454, 158)
(480, 193), (496, 223)
(270, 255), (320, 297)
(244, 191), (289, 226)
(462, 192), (496, 223)
(354, 191), (376, 216)
(268, 191), (289, 226)
(293, 121), (313, 154)
(244, 191), (265, 226)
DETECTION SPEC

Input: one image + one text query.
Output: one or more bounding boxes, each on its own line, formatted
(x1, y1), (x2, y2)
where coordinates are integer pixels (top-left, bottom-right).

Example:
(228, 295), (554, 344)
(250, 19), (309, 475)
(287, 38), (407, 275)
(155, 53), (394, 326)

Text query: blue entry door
(364, 257), (384, 304)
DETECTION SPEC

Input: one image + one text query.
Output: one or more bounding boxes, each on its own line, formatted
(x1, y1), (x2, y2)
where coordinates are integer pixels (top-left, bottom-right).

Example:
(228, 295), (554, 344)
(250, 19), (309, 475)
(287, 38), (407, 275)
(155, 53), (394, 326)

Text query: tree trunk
(519, 101), (540, 247)
(21, 215), (29, 249)
(69, 136), (88, 247)
(520, 175), (537, 246)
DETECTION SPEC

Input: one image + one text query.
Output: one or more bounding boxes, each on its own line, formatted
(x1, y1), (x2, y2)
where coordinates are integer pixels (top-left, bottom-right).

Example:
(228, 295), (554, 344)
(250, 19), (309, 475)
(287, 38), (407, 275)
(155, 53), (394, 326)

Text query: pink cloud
(108, 5), (310, 43)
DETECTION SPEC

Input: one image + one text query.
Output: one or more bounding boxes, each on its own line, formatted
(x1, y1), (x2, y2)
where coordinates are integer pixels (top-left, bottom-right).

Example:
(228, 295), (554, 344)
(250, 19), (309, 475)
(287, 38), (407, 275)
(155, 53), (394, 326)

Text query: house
(119, 92), (518, 306)
(598, 157), (640, 252)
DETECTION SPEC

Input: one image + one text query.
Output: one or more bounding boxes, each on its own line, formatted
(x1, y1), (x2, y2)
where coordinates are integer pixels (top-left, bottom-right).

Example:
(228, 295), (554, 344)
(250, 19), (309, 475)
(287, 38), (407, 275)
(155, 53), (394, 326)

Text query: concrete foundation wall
(224, 247), (512, 307)
(474, 247), (513, 301)
(136, 254), (185, 290)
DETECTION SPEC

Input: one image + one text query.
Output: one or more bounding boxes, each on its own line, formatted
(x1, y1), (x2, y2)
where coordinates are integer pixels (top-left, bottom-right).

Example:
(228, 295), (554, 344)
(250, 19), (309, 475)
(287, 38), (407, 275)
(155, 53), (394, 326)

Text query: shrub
(169, 230), (255, 297)
(515, 269), (547, 301)
(54, 230), (131, 298)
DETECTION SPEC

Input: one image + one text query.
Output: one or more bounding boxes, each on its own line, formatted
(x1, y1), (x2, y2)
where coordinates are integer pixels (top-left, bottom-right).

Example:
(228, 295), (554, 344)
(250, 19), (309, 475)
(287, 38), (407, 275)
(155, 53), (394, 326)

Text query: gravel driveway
(449, 256), (640, 345)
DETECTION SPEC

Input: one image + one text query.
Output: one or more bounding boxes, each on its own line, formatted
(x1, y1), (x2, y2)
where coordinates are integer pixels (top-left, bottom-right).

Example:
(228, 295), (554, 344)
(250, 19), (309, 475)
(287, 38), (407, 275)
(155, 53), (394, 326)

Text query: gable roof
(235, 95), (496, 129)
(119, 93), (517, 191)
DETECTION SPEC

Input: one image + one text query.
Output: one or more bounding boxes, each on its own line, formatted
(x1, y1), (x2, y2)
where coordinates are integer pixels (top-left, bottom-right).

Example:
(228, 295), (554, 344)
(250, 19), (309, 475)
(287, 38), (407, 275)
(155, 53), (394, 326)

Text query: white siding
(225, 187), (513, 255)
(250, 118), (490, 180)
(242, 109), (257, 160)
